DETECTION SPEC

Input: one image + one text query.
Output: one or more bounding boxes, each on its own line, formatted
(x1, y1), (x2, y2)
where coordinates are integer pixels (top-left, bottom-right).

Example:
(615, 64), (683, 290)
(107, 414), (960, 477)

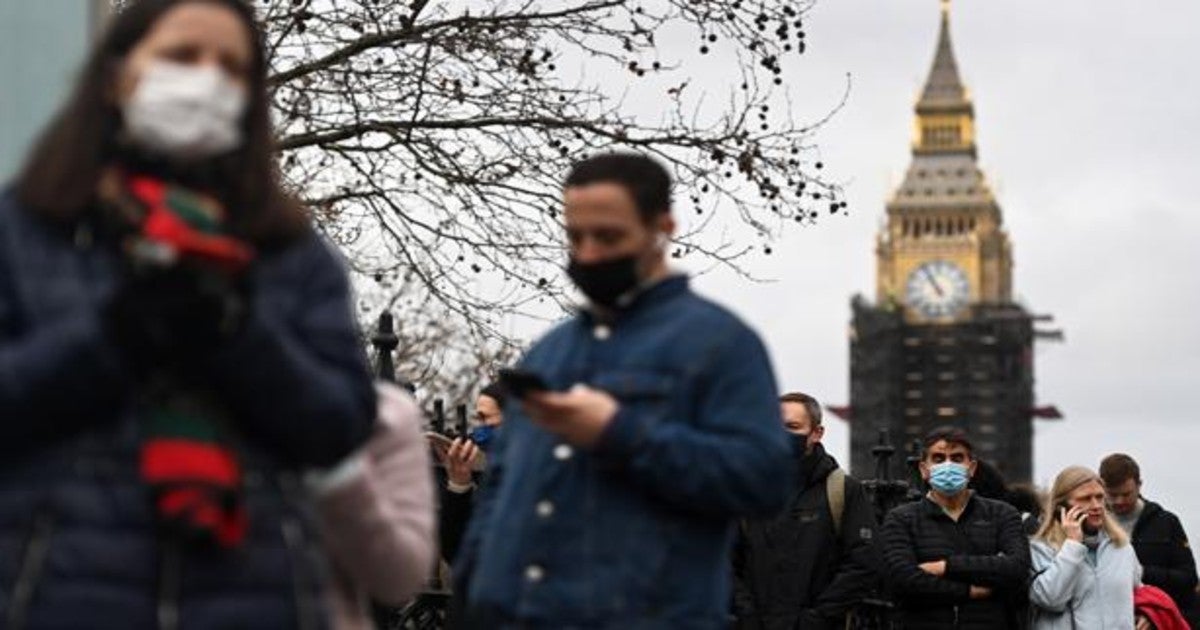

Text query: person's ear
(656, 213), (676, 240)
(967, 459), (978, 479)
(810, 424), (825, 445)
(919, 460), (931, 480)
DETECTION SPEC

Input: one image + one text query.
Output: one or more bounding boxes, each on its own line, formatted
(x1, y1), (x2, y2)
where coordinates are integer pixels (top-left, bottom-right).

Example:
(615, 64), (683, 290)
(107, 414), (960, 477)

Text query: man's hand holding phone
(434, 436), (479, 488)
(500, 369), (619, 448)
(522, 384), (619, 449)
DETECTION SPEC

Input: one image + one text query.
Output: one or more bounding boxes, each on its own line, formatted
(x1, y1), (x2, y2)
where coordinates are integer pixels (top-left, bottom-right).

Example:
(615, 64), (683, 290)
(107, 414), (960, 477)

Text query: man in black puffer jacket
(881, 427), (1030, 629)
(1101, 453), (1200, 627)
(733, 392), (879, 630)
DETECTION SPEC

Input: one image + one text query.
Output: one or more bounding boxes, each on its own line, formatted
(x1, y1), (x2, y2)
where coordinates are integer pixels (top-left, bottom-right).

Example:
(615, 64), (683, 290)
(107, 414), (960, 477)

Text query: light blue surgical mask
(928, 462), (970, 495)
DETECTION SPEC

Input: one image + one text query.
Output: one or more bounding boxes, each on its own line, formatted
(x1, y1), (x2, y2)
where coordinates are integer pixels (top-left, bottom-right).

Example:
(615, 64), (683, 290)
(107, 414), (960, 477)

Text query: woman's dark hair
(14, 0), (307, 246)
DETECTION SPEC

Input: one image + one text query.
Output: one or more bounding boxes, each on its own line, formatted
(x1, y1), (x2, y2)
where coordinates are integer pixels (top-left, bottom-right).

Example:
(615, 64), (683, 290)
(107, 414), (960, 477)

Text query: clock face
(905, 260), (970, 319)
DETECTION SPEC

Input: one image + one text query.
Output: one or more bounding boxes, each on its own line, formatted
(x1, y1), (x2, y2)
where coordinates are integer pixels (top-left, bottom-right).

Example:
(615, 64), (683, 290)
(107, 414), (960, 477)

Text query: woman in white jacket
(1029, 465), (1147, 629)
(314, 382), (437, 629)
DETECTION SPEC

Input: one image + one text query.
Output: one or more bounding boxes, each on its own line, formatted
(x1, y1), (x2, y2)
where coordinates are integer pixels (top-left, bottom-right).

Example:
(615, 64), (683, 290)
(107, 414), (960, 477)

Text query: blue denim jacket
(456, 275), (792, 628)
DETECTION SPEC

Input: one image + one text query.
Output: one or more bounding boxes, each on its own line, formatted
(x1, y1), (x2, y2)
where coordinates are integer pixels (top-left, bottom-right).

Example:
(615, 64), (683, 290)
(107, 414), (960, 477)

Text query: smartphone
(498, 368), (550, 398)
(425, 432), (454, 457)
(424, 432), (487, 470)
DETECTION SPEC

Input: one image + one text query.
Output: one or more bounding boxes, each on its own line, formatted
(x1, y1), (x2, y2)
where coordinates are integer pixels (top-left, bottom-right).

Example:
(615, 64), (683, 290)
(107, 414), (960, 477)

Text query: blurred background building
(837, 3), (1063, 482)
(0, 0), (109, 179)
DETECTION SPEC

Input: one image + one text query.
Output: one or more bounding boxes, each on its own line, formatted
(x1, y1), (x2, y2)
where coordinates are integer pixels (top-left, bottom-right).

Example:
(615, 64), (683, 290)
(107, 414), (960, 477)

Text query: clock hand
(922, 267), (945, 297)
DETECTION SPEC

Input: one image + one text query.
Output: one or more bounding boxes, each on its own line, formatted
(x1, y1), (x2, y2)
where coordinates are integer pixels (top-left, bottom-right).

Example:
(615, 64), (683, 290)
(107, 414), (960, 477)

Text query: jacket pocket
(590, 369), (675, 423)
(6, 509), (56, 630)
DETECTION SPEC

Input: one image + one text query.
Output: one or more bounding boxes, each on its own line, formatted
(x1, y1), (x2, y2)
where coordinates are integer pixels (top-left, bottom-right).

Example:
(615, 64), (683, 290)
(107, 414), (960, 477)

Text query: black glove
(105, 264), (249, 373)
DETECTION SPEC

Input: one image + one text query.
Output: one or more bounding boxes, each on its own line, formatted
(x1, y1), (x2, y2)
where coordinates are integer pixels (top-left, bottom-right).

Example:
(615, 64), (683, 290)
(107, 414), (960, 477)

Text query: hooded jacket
(732, 442), (879, 630)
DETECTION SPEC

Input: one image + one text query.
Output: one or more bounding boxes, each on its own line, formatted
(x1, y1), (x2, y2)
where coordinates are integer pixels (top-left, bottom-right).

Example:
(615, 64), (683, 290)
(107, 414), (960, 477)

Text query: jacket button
(536, 500), (555, 518)
(524, 564), (545, 582)
(593, 325), (611, 340)
(553, 444), (574, 461)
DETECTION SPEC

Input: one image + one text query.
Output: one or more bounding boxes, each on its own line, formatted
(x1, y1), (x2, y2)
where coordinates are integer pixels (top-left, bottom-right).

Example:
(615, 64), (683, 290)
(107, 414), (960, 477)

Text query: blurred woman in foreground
(0, 0), (374, 626)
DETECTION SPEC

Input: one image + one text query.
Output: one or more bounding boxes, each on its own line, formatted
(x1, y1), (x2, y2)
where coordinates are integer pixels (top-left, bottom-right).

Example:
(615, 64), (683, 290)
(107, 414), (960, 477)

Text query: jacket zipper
(157, 537), (181, 630)
(282, 516), (319, 630)
(6, 510), (56, 630)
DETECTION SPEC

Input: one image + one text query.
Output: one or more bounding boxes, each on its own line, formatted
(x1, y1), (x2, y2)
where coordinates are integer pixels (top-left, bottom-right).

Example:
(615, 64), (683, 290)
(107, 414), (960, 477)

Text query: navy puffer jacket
(0, 191), (375, 629)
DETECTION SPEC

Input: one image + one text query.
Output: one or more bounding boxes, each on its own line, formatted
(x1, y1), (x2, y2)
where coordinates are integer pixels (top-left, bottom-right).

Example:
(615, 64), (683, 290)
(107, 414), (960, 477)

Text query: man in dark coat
(880, 427), (1031, 629)
(1101, 453), (1200, 627)
(733, 392), (878, 630)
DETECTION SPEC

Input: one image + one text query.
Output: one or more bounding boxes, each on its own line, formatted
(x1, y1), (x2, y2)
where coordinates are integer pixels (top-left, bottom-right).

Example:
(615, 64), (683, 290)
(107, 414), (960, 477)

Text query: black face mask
(567, 254), (640, 309)
(789, 433), (810, 457)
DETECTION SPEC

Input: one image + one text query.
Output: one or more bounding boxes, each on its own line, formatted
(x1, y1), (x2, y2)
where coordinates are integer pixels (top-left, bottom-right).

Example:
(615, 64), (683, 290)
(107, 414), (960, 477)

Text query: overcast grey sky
(683, 0), (1200, 543)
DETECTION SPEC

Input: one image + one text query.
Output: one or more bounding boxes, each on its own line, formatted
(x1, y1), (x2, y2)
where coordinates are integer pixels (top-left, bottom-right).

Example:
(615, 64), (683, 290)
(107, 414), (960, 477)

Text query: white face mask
(122, 60), (247, 159)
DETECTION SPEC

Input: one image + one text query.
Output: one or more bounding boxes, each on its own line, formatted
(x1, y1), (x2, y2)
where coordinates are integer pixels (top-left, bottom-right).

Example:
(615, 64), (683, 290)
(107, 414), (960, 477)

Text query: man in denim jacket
(455, 153), (792, 628)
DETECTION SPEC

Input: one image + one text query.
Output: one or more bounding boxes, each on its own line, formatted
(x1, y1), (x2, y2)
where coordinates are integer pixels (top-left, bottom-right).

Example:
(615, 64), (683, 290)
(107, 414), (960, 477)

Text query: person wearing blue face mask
(436, 381), (508, 568)
(881, 427), (1032, 629)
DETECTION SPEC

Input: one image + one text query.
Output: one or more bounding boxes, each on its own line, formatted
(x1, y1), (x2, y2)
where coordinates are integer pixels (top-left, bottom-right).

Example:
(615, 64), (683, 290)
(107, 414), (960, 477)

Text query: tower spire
(912, 2), (975, 155)
(919, 0), (968, 110)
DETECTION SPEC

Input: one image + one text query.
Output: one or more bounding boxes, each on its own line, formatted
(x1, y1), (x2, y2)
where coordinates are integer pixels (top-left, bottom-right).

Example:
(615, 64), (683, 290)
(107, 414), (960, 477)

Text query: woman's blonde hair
(1034, 465), (1129, 549)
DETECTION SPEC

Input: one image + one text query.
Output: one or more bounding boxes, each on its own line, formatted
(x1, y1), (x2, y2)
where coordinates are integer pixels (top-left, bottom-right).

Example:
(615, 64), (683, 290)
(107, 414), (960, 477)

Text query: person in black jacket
(881, 427), (1031, 629)
(1100, 453), (1200, 627)
(436, 381), (507, 564)
(733, 392), (878, 630)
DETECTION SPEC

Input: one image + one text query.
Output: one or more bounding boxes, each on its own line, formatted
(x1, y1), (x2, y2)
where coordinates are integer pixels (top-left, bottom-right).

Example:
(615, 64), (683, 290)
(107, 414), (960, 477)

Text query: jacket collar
(921, 491), (979, 521)
(1133, 498), (1164, 534)
(798, 443), (839, 489)
(580, 274), (690, 324)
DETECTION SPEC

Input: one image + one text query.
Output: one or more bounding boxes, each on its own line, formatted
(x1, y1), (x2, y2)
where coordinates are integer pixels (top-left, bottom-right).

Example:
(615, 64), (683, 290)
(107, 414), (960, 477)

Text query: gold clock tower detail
(842, 1), (1060, 484)
(876, 2), (1013, 322)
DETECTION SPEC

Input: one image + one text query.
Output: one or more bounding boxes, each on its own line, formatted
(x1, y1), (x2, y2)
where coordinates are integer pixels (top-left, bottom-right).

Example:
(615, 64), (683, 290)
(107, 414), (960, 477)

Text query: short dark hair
(780, 392), (822, 427)
(922, 426), (974, 460)
(1099, 453), (1141, 487)
(564, 152), (672, 222)
(15, 0), (307, 247)
(479, 381), (508, 408)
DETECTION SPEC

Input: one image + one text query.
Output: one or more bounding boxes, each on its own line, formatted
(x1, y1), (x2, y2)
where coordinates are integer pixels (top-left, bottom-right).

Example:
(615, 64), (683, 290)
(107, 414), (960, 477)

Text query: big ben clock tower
(843, 2), (1059, 482)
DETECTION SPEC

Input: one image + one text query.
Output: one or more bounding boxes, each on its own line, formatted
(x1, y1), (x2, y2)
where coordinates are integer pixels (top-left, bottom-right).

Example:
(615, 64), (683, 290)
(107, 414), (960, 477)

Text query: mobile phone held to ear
(498, 368), (550, 399)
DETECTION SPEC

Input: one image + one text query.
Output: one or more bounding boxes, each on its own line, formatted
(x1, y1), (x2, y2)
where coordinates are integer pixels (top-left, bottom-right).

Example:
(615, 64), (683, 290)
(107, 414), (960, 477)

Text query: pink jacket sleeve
(317, 382), (436, 605)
